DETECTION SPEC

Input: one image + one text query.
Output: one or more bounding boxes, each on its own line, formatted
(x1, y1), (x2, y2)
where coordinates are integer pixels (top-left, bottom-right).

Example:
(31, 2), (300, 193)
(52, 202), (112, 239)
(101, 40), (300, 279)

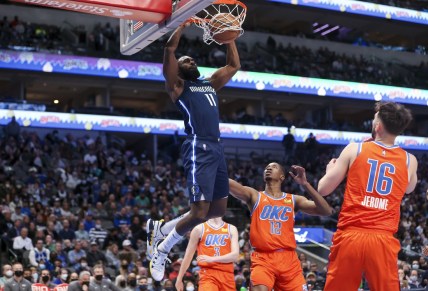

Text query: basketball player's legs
(363, 233), (401, 291)
(207, 153), (229, 218)
(150, 139), (219, 280)
(324, 230), (364, 291)
(274, 251), (306, 291)
(250, 252), (276, 290)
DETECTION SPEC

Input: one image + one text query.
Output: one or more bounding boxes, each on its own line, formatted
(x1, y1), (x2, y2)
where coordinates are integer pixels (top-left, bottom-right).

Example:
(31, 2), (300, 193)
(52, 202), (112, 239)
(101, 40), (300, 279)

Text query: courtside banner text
(1, 110), (427, 150)
(1, 50), (428, 106)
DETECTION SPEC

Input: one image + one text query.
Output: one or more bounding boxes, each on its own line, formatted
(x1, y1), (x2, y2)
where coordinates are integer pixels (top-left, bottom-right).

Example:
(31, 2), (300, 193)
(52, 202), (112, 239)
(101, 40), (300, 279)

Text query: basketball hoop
(191, 0), (247, 45)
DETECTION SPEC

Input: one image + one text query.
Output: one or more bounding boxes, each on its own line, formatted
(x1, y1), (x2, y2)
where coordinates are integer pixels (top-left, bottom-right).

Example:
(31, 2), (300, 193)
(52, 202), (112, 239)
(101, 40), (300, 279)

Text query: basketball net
(191, 0), (246, 45)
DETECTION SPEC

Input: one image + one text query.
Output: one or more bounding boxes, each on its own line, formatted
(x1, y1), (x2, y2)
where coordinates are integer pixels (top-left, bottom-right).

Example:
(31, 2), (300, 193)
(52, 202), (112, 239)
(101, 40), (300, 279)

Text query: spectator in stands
(0, 207), (14, 235)
(408, 269), (420, 288)
(39, 269), (56, 288)
(124, 272), (137, 291)
(13, 227), (33, 258)
(4, 262), (31, 291)
(69, 272), (79, 282)
(29, 239), (51, 268)
(105, 243), (121, 270)
(282, 128), (295, 163)
(87, 240), (107, 267)
(68, 240), (86, 270)
(90, 264), (120, 291)
(75, 222), (90, 241)
(137, 276), (149, 290)
(3, 116), (21, 141)
(67, 271), (90, 291)
(83, 212), (95, 232)
(0, 264), (13, 287)
(7, 219), (22, 241)
(52, 268), (69, 285)
(119, 240), (138, 263)
(114, 207), (131, 227)
(59, 219), (75, 241)
(89, 219), (108, 246)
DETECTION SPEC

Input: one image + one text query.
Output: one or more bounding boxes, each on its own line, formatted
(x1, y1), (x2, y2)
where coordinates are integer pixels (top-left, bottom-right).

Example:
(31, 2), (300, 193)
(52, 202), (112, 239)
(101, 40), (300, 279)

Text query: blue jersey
(175, 79), (220, 138)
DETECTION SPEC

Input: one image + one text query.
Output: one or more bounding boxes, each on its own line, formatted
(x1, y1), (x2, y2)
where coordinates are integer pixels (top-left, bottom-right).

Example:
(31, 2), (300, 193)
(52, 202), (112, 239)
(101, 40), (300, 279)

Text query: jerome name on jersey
(361, 195), (388, 210)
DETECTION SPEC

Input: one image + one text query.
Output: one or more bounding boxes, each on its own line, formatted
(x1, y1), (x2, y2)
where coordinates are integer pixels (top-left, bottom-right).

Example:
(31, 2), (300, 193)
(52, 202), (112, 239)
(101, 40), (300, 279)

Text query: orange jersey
(338, 141), (410, 233)
(250, 191), (296, 251)
(197, 221), (234, 272)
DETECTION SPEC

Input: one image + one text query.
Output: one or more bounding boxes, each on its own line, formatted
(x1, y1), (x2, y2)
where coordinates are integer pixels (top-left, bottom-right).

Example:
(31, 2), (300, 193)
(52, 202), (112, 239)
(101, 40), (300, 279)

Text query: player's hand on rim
(289, 165), (307, 185)
(196, 255), (213, 263)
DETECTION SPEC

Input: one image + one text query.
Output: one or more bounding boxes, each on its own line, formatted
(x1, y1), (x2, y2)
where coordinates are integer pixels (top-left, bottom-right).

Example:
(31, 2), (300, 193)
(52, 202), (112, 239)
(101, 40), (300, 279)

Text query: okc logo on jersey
(259, 205), (292, 221)
(204, 234), (228, 246)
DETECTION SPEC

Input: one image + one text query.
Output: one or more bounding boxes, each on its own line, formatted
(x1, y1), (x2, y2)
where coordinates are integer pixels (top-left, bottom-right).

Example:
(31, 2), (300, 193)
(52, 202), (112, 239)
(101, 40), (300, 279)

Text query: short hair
(375, 102), (412, 136)
(79, 271), (91, 279)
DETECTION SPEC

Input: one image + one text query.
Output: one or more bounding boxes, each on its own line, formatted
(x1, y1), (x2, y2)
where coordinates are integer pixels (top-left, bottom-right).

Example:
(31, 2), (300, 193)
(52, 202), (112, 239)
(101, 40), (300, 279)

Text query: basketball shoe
(146, 219), (166, 260)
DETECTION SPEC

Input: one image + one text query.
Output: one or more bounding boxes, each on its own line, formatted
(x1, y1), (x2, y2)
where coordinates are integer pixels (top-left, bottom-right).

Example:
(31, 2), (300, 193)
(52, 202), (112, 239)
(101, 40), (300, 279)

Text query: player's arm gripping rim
(289, 165), (334, 216)
(175, 224), (203, 291)
(163, 24), (187, 102)
(197, 225), (239, 264)
(207, 41), (241, 91)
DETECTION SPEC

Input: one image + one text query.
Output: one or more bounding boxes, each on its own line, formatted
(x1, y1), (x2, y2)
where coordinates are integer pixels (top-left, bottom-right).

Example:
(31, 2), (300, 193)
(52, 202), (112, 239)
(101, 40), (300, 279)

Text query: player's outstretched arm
(229, 179), (258, 210)
(197, 225), (239, 264)
(406, 153), (418, 194)
(289, 165), (333, 216)
(318, 143), (357, 196)
(208, 41), (241, 91)
(175, 225), (202, 291)
(163, 25), (186, 102)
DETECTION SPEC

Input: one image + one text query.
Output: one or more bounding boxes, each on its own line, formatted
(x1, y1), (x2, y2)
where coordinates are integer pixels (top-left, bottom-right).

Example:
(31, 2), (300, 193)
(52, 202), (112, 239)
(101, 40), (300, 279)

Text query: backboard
(120, 0), (216, 55)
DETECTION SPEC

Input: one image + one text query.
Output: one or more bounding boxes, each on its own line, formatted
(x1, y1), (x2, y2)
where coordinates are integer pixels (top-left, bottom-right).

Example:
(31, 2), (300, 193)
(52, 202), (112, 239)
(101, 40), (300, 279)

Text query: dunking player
(318, 102), (418, 291)
(147, 23), (240, 281)
(229, 163), (333, 291)
(175, 217), (239, 291)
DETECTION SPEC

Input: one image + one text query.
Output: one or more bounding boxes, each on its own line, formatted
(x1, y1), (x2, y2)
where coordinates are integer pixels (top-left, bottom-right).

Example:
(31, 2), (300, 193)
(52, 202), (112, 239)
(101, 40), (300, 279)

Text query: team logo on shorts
(191, 184), (200, 195)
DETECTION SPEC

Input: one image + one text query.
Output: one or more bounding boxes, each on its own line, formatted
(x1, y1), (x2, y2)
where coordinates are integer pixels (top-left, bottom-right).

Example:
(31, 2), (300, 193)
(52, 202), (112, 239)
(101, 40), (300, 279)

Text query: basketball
(209, 13), (241, 44)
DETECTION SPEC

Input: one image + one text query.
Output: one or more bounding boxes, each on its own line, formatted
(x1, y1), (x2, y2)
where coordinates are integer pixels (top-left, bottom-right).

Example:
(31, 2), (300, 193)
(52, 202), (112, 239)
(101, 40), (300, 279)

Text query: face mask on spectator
(42, 275), (49, 283)
(39, 264), (46, 270)
(410, 275), (418, 282)
(119, 280), (126, 288)
(128, 279), (137, 287)
(25, 276), (33, 282)
(192, 260), (197, 266)
(139, 285), (148, 291)
(5, 270), (13, 278)
(412, 264), (419, 269)
(81, 263), (88, 268)
(32, 273), (38, 281)
(186, 285), (195, 291)
(95, 224), (101, 229)
(61, 274), (68, 281)
(95, 275), (103, 281)
(82, 281), (90, 287)
(15, 271), (23, 277)
(164, 288), (174, 291)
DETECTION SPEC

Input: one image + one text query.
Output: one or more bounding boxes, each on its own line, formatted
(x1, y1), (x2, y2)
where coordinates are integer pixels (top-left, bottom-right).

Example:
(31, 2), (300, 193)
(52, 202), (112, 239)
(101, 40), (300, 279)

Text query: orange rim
(213, 0), (247, 10)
